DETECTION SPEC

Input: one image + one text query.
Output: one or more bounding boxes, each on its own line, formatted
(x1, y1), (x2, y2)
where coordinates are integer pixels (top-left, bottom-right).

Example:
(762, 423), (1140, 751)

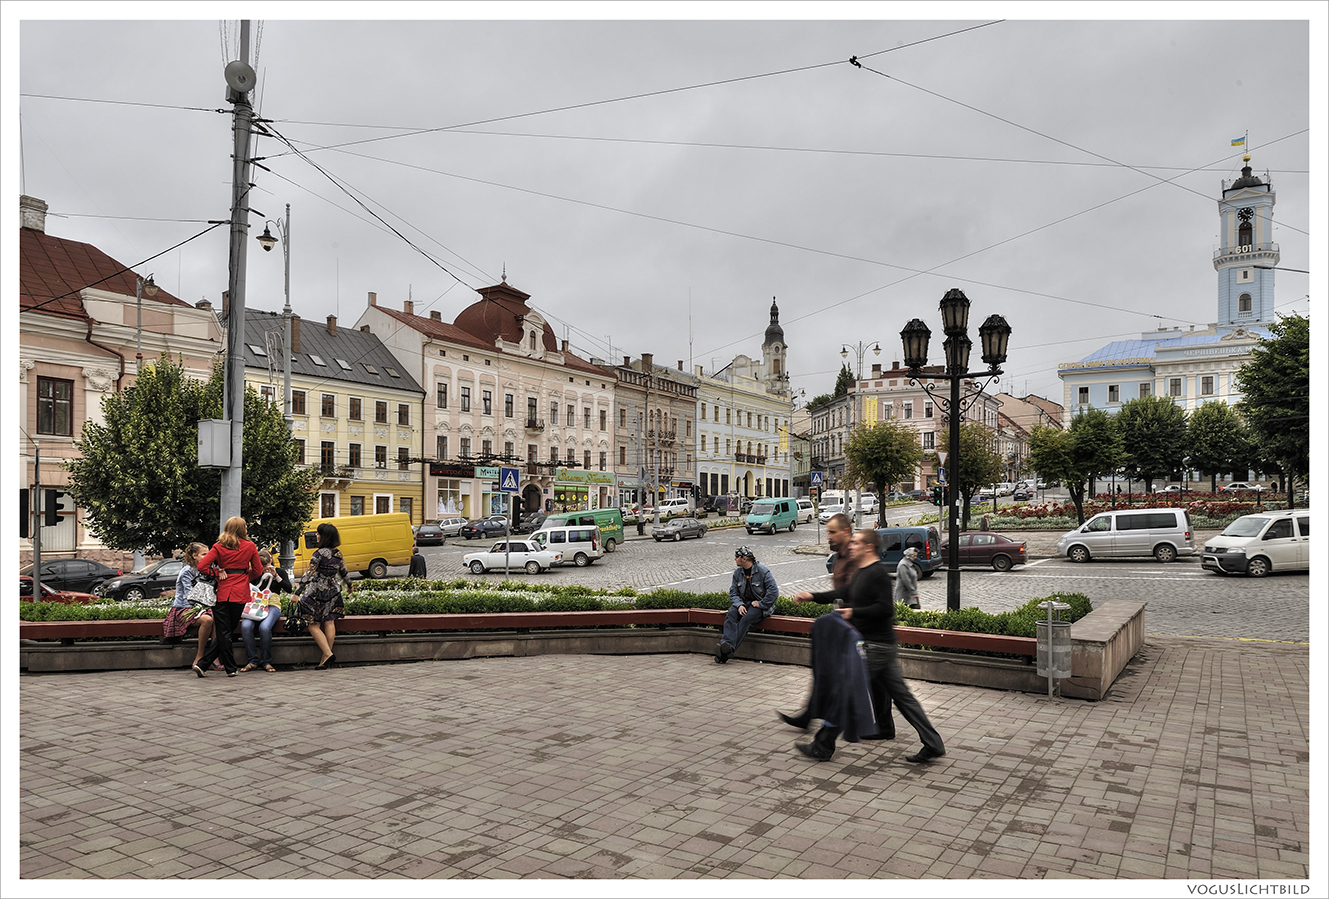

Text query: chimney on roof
(327, 315), (337, 336)
(292, 315), (301, 353)
(678, 360), (683, 370)
(360, 325), (370, 333)
(892, 360), (900, 370)
(561, 339), (569, 352)
(430, 311), (442, 321)
(368, 291), (377, 307)
(20, 195), (48, 233)
(641, 353), (653, 370)
(623, 356), (631, 368)
(404, 300), (414, 316)
(871, 363), (882, 378)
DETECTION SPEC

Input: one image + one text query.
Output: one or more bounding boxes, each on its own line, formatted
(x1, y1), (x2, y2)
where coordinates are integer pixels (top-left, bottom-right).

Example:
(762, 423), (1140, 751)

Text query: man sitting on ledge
(716, 546), (779, 663)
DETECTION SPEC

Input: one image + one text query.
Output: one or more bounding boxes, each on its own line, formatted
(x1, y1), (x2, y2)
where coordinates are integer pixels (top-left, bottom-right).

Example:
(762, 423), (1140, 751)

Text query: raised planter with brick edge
(18, 603), (1144, 699)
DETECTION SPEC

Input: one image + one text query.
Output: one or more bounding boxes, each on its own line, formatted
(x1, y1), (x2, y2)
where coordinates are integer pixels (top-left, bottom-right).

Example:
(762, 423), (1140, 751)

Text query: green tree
(1187, 401), (1253, 492)
(833, 364), (853, 399)
(937, 422), (1003, 528)
(1027, 409), (1123, 523)
(66, 357), (320, 556)
(804, 392), (833, 411)
(843, 420), (924, 498)
(1236, 313), (1310, 507)
(1115, 394), (1188, 492)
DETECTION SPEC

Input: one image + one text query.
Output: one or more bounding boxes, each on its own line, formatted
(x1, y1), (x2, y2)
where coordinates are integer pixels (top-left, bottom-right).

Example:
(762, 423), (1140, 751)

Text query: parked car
(904, 489), (928, 501)
(874, 525), (943, 576)
(1220, 482), (1264, 494)
(855, 494), (880, 515)
(818, 502), (847, 523)
(1056, 507), (1195, 563)
(1035, 480), (1050, 490)
(657, 497), (693, 518)
(1012, 487), (1033, 501)
(512, 511), (548, 535)
(460, 516), (511, 540)
(436, 516), (469, 537)
(462, 539), (562, 574)
(1153, 485), (1183, 494)
(98, 558), (186, 602)
(995, 483), (1015, 496)
(19, 557), (121, 594)
(654, 517), (708, 542)
(414, 523), (447, 546)
(20, 576), (97, 604)
(972, 490), (996, 504)
(1202, 509), (1309, 578)
(939, 532), (1027, 571)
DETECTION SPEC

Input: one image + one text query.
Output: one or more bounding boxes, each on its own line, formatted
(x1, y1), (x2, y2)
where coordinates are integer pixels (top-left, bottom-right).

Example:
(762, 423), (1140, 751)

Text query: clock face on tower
(1238, 207), (1254, 223)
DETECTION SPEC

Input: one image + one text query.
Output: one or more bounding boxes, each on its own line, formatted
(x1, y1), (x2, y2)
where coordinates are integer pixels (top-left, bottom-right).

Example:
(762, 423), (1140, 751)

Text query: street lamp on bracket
(256, 204), (296, 572)
(900, 288), (1012, 612)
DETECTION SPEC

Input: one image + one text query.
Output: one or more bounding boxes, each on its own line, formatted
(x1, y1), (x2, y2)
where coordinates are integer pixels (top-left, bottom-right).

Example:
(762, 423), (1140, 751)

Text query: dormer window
(529, 331), (537, 352)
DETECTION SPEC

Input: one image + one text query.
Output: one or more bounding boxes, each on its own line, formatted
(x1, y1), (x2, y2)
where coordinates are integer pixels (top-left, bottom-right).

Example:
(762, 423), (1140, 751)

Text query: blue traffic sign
(499, 467), (520, 492)
(810, 471), (824, 486)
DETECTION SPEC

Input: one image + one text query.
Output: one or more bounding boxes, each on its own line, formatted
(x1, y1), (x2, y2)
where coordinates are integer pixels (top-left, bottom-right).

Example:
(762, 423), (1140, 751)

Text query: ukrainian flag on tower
(1231, 135), (1246, 147)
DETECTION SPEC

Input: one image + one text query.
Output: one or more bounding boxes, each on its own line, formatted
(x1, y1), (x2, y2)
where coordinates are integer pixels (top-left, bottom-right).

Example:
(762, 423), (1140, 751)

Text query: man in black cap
(716, 546), (779, 663)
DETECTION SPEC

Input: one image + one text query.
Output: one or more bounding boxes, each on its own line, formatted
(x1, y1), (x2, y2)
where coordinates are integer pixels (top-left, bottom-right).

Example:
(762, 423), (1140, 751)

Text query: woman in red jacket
(193, 516), (263, 677)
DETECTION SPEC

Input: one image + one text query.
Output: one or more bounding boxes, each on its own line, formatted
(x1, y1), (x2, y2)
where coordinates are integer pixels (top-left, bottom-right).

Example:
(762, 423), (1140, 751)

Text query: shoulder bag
(186, 575), (217, 608)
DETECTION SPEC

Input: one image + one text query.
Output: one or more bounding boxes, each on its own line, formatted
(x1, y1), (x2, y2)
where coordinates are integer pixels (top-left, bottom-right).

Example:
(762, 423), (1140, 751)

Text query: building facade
(694, 300), (795, 499)
(18, 196), (225, 566)
(241, 309), (424, 523)
(1058, 152), (1280, 424)
(612, 354), (698, 508)
(357, 282), (616, 520)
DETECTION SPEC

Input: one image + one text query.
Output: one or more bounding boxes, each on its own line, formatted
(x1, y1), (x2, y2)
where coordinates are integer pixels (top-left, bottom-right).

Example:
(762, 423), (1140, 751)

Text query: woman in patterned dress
(296, 523), (352, 670)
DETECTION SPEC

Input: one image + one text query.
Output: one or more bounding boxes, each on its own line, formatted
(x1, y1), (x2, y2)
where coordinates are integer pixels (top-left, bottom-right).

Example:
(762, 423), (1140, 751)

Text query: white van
(1056, 507), (1195, 563)
(1201, 509), (1310, 578)
(657, 497), (692, 517)
(795, 498), (815, 523)
(530, 524), (605, 568)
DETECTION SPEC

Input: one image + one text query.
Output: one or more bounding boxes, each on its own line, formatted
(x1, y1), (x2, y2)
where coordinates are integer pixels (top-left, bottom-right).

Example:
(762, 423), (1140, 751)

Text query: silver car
(653, 517), (708, 542)
(1056, 507), (1195, 563)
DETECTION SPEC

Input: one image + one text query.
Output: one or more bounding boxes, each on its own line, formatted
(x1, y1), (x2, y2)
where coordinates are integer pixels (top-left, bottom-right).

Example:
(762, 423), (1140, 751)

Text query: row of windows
(297, 440), (411, 471)
(437, 384), (615, 429)
(698, 402), (786, 434)
(263, 387), (412, 426)
(1083, 376), (1218, 406)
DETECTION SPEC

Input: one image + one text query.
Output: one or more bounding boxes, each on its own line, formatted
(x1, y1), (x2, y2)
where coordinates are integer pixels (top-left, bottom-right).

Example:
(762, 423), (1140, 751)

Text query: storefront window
(437, 479), (464, 516)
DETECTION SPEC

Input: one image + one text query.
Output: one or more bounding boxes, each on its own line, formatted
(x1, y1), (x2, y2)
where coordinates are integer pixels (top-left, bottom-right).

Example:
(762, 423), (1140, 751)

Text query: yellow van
(292, 512), (414, 579)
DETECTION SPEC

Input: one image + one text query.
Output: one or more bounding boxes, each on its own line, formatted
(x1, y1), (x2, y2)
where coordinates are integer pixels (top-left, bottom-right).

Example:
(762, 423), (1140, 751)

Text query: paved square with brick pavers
(17, 636), (1310, 884)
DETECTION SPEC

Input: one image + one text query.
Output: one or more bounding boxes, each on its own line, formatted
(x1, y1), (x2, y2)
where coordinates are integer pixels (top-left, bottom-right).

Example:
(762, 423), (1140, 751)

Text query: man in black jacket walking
(791, 529), (946, 763)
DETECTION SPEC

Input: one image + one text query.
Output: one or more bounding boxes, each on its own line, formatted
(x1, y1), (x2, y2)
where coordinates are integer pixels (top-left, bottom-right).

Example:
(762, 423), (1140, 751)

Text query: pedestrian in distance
(792, 528), (946, 763)
(194, 517), (264, 677)
(163, 542), (215, 668)
(296, 522), (352, 670)
(715, 546), (779, 663)
(895, 547), (922, 610)
(239, 550), (290, 673)
(408, 545), (427, 579)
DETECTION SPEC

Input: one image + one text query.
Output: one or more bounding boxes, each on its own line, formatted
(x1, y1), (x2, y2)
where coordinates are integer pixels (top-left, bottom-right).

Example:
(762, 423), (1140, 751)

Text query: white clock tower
(1213, 152), (1277, 326)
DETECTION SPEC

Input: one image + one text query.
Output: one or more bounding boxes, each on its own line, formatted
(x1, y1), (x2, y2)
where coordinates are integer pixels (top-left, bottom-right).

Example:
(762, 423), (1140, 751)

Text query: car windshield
(1221, 516), (1271, 538)
(751, 502), (775, 514)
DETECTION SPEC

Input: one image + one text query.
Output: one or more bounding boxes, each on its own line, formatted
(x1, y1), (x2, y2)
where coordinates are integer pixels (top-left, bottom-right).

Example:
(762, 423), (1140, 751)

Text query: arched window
(529, 332), (537, 351)
(1238, 220), (1253, 247)
(1238, 293), (1252, 313)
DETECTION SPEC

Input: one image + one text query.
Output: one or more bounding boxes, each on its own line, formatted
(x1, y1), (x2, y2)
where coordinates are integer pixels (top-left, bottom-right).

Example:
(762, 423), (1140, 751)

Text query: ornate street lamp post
(257, 205), (296, 572)
(901, 288), (1011, 612)
(840, 341), (880, 526)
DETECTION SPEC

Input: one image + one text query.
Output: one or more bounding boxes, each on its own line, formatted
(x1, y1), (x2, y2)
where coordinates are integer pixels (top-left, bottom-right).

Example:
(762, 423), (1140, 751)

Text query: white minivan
(1056, 507), (1195, 563)
(796, 498), (815, 523)
(1201, 509), (1310, 577)
(530, 525), (604, 568)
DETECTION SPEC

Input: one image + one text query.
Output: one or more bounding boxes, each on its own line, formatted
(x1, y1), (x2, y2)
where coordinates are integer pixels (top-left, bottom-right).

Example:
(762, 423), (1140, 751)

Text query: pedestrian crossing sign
(811, 471), (824, 486)
(499, 467), (520, 492)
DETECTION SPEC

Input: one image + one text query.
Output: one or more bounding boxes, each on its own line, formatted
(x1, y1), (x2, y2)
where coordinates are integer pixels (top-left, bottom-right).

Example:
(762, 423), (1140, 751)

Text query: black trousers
(196, 602), (240, 673)
(864, 642), (944, 754)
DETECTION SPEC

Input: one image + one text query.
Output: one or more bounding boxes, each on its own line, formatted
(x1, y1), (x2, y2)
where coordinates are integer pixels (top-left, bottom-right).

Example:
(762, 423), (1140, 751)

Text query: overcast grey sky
(8, 7), (1321, 408)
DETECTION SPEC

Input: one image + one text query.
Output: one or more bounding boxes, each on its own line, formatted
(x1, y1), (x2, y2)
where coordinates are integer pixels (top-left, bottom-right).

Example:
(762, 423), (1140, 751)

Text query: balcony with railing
(1212, 241), (1278, 264)
(648, 427), (677, 444)
(525, 418), (546, 431)
(734, 453), (768, 465)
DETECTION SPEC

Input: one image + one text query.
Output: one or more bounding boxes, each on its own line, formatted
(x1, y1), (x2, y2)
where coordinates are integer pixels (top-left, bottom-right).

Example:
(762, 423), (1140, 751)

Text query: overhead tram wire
(254, 21), (1004, 161)
(850, 58), (1312, 238)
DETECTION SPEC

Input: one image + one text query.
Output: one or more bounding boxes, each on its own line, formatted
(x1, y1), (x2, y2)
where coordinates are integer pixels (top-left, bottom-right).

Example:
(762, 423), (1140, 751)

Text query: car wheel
(746, 529), (754, 535)
(1068, 546), (1091, 564)
(991, 554), (1012, 572)
(605, 538), (616, 553)
(1245, 556), (1271, 578)
(124, 586), (145, 603)
(368, 560), (389, 579)
(654, 537), (662, 542)
(789, 520), (797, 531)
(525, 561), (540, 575)
(1154, 543), (1178, 563)
(470, 560), (486, 574)
(574, 552), (590, 568)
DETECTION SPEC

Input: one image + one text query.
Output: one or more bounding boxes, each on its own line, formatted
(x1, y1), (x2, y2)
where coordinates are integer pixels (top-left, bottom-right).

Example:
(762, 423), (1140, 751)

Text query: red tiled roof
(20, 227), (187, 321)
(378, 282), (611, 379)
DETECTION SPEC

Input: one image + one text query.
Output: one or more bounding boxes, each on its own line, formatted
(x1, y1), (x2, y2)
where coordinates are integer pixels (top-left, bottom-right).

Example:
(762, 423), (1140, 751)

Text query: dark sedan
(459, 516), (511, 540)
(653, 517), (708, 542)
(939, 532), (1027, 571)
(414, 523), (446, 546)
(903, 489), (928, 501)
(20, 557), (121, 594)
(98, 558), (186, 602)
